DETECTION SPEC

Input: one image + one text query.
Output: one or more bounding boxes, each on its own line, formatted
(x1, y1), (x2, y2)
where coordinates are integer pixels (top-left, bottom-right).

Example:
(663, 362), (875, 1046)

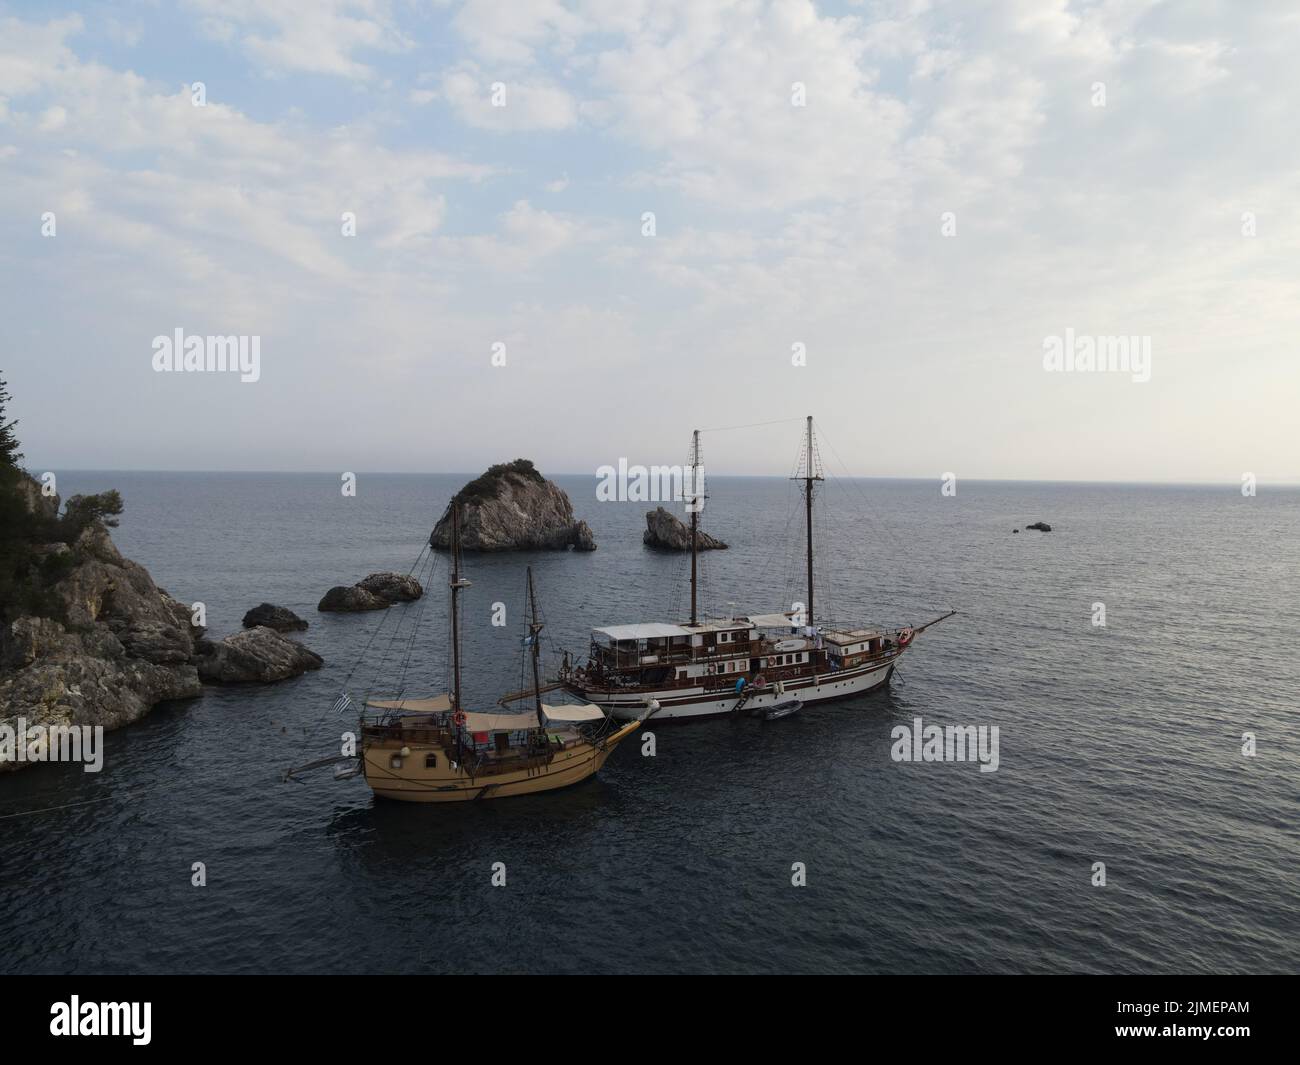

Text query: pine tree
(0, 372), (22, 473)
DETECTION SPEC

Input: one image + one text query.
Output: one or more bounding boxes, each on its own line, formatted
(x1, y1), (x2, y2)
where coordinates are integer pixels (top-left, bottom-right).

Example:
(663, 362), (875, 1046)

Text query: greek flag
(521, 634), (537, 648)
(333, 692), (353, 715)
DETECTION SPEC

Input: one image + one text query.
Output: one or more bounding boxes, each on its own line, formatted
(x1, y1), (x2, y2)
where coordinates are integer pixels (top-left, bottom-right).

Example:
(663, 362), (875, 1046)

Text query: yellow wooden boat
(360, 694), (641, 803)
(351, 506), (648, 803)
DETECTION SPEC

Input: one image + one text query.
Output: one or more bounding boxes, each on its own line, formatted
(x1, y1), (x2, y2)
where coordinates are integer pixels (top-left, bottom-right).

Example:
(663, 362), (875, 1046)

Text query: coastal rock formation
(195, 626), (323, 684)
(572, 520), (597, 552)
(242, 603), (309, 632)
(643, 506), (728, 551)
(0, 481), (202, 772)
(1025, 522), (1053, 532)
(318, 585), (386, 612)
(429, 459), (597, 552)
(318, 572), (423, 612)
(356, 572), (423, 602)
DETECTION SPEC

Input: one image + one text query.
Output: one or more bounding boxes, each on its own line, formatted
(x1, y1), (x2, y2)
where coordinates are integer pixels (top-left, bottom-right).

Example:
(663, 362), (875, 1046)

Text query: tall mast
(526, 567), (545, 730)
(803, 416), (822, 630)
(449, 503), (465, 714)
(689, 428), (700, 625)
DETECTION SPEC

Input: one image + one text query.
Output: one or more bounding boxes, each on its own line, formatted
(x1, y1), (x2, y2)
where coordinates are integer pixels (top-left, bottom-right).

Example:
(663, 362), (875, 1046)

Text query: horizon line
(30, 467), (1300, 489)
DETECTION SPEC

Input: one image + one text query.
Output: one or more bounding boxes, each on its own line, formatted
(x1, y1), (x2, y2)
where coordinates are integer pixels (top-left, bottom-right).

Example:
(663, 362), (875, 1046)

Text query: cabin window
(425, 753), (438, 769)
(390, 755), (402, 770)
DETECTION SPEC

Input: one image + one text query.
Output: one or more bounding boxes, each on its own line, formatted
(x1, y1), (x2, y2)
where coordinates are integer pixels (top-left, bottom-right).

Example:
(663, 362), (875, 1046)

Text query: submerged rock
(318, 572), (423, 612)
(430, 459), (597, 552)
(196, 627), (323, 684)
(1025, 522), (1053, 532)
(242, 603), (309, 632)
(643, 506), (728, 551)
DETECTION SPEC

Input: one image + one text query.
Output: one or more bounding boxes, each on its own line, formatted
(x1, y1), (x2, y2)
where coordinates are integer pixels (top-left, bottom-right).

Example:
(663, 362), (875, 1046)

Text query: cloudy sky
(1, 0), (1296, 482)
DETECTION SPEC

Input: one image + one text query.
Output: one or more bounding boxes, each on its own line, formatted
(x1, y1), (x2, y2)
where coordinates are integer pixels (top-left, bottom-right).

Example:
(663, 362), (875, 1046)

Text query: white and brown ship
(560, 417), (953, 721)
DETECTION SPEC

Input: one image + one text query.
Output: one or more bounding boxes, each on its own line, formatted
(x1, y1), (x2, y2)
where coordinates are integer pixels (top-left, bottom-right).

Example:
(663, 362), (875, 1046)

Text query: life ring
(754, 674), (766, 688)
(898, 628), (914, 648)
(452, 710), (467, 727)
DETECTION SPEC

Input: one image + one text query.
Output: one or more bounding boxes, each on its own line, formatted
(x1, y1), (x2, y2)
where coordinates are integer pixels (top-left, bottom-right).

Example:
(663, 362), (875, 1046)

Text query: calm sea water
(1, 472), (1297, 974)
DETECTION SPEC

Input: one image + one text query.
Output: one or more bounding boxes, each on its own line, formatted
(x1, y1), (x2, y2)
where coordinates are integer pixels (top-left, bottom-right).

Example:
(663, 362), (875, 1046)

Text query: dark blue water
(1, 472), (1297, 974)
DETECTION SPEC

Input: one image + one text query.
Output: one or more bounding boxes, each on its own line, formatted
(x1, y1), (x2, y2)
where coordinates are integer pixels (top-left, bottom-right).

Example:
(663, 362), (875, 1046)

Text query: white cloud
(186, 0), (412, 80)
(440, 63), (579, 130)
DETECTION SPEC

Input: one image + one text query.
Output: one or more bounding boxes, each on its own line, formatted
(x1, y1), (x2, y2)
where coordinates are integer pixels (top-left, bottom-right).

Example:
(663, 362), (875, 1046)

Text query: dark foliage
(453, 458), (544, 505)
(0, 374), (126, 625)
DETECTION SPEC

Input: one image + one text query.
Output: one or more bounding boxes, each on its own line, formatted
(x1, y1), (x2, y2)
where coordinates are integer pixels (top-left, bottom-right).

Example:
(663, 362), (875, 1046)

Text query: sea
(1, 472), (1296, 974)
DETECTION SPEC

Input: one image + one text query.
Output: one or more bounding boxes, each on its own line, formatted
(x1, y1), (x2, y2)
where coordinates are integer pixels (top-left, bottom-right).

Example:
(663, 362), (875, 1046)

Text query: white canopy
(366, 695), (607, 731)
(593, 622), (691, 641)
(541, 703), (606, 724)
(744, 613), (800, 628)
(366, 694), (453, 713)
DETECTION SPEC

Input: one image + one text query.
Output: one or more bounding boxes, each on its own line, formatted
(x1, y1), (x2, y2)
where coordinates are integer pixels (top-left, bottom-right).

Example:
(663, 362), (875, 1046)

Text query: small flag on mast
(333, 692), (353, 714)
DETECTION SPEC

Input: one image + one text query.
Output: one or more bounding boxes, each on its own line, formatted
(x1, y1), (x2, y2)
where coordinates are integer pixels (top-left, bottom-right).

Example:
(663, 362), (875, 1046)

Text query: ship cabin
(819, 628), (889, 670)
(579, 614), (838, 692)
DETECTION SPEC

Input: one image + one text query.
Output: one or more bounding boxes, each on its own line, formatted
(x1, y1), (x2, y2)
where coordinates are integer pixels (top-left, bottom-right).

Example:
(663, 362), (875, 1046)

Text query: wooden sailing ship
(294, 506), (644, 802)
(560, 417), (954, 721)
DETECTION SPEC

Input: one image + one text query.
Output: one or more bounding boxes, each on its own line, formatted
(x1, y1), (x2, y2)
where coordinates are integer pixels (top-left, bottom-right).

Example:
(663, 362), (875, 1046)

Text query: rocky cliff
(429, 459), (596, 552)
(0, 476), (320, 772)
(0, 490), (204, 772)
(643, 506), (728, 551)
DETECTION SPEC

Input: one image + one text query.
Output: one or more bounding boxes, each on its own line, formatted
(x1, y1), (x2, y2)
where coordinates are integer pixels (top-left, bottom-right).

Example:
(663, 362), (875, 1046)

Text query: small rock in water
(643, 506), (728, 551)
(196, 626), (323, 683)
(318, 572), (423, 612)
(1025, 522), (1053, 532)
(356, 572), (423, 602)
(242, 603), (309, 631)
(572, 520), (597, 552)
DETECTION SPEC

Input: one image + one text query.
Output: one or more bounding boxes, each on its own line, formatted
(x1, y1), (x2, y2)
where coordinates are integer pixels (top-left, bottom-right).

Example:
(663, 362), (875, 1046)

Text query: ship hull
(362, 720), (640, 802)
(576, 657), (899, 722)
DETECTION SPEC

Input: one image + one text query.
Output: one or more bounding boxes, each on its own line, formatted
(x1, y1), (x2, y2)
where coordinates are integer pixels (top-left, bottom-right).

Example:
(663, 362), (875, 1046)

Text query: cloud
(440, 63), (579, 131)
(185, 0), (413, 80)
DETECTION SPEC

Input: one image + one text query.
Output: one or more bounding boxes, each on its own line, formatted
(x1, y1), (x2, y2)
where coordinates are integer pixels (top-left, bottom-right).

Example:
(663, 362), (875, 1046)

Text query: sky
(0, 0), (1297, 482)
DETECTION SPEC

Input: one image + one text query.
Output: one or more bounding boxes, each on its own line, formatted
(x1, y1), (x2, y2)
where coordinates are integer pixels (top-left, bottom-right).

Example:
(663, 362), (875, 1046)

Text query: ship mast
(526, 567), (545, 730)
(802, 416), (823, 630)
(449, 503), (467, 714)
(689, 428), (700, 625)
